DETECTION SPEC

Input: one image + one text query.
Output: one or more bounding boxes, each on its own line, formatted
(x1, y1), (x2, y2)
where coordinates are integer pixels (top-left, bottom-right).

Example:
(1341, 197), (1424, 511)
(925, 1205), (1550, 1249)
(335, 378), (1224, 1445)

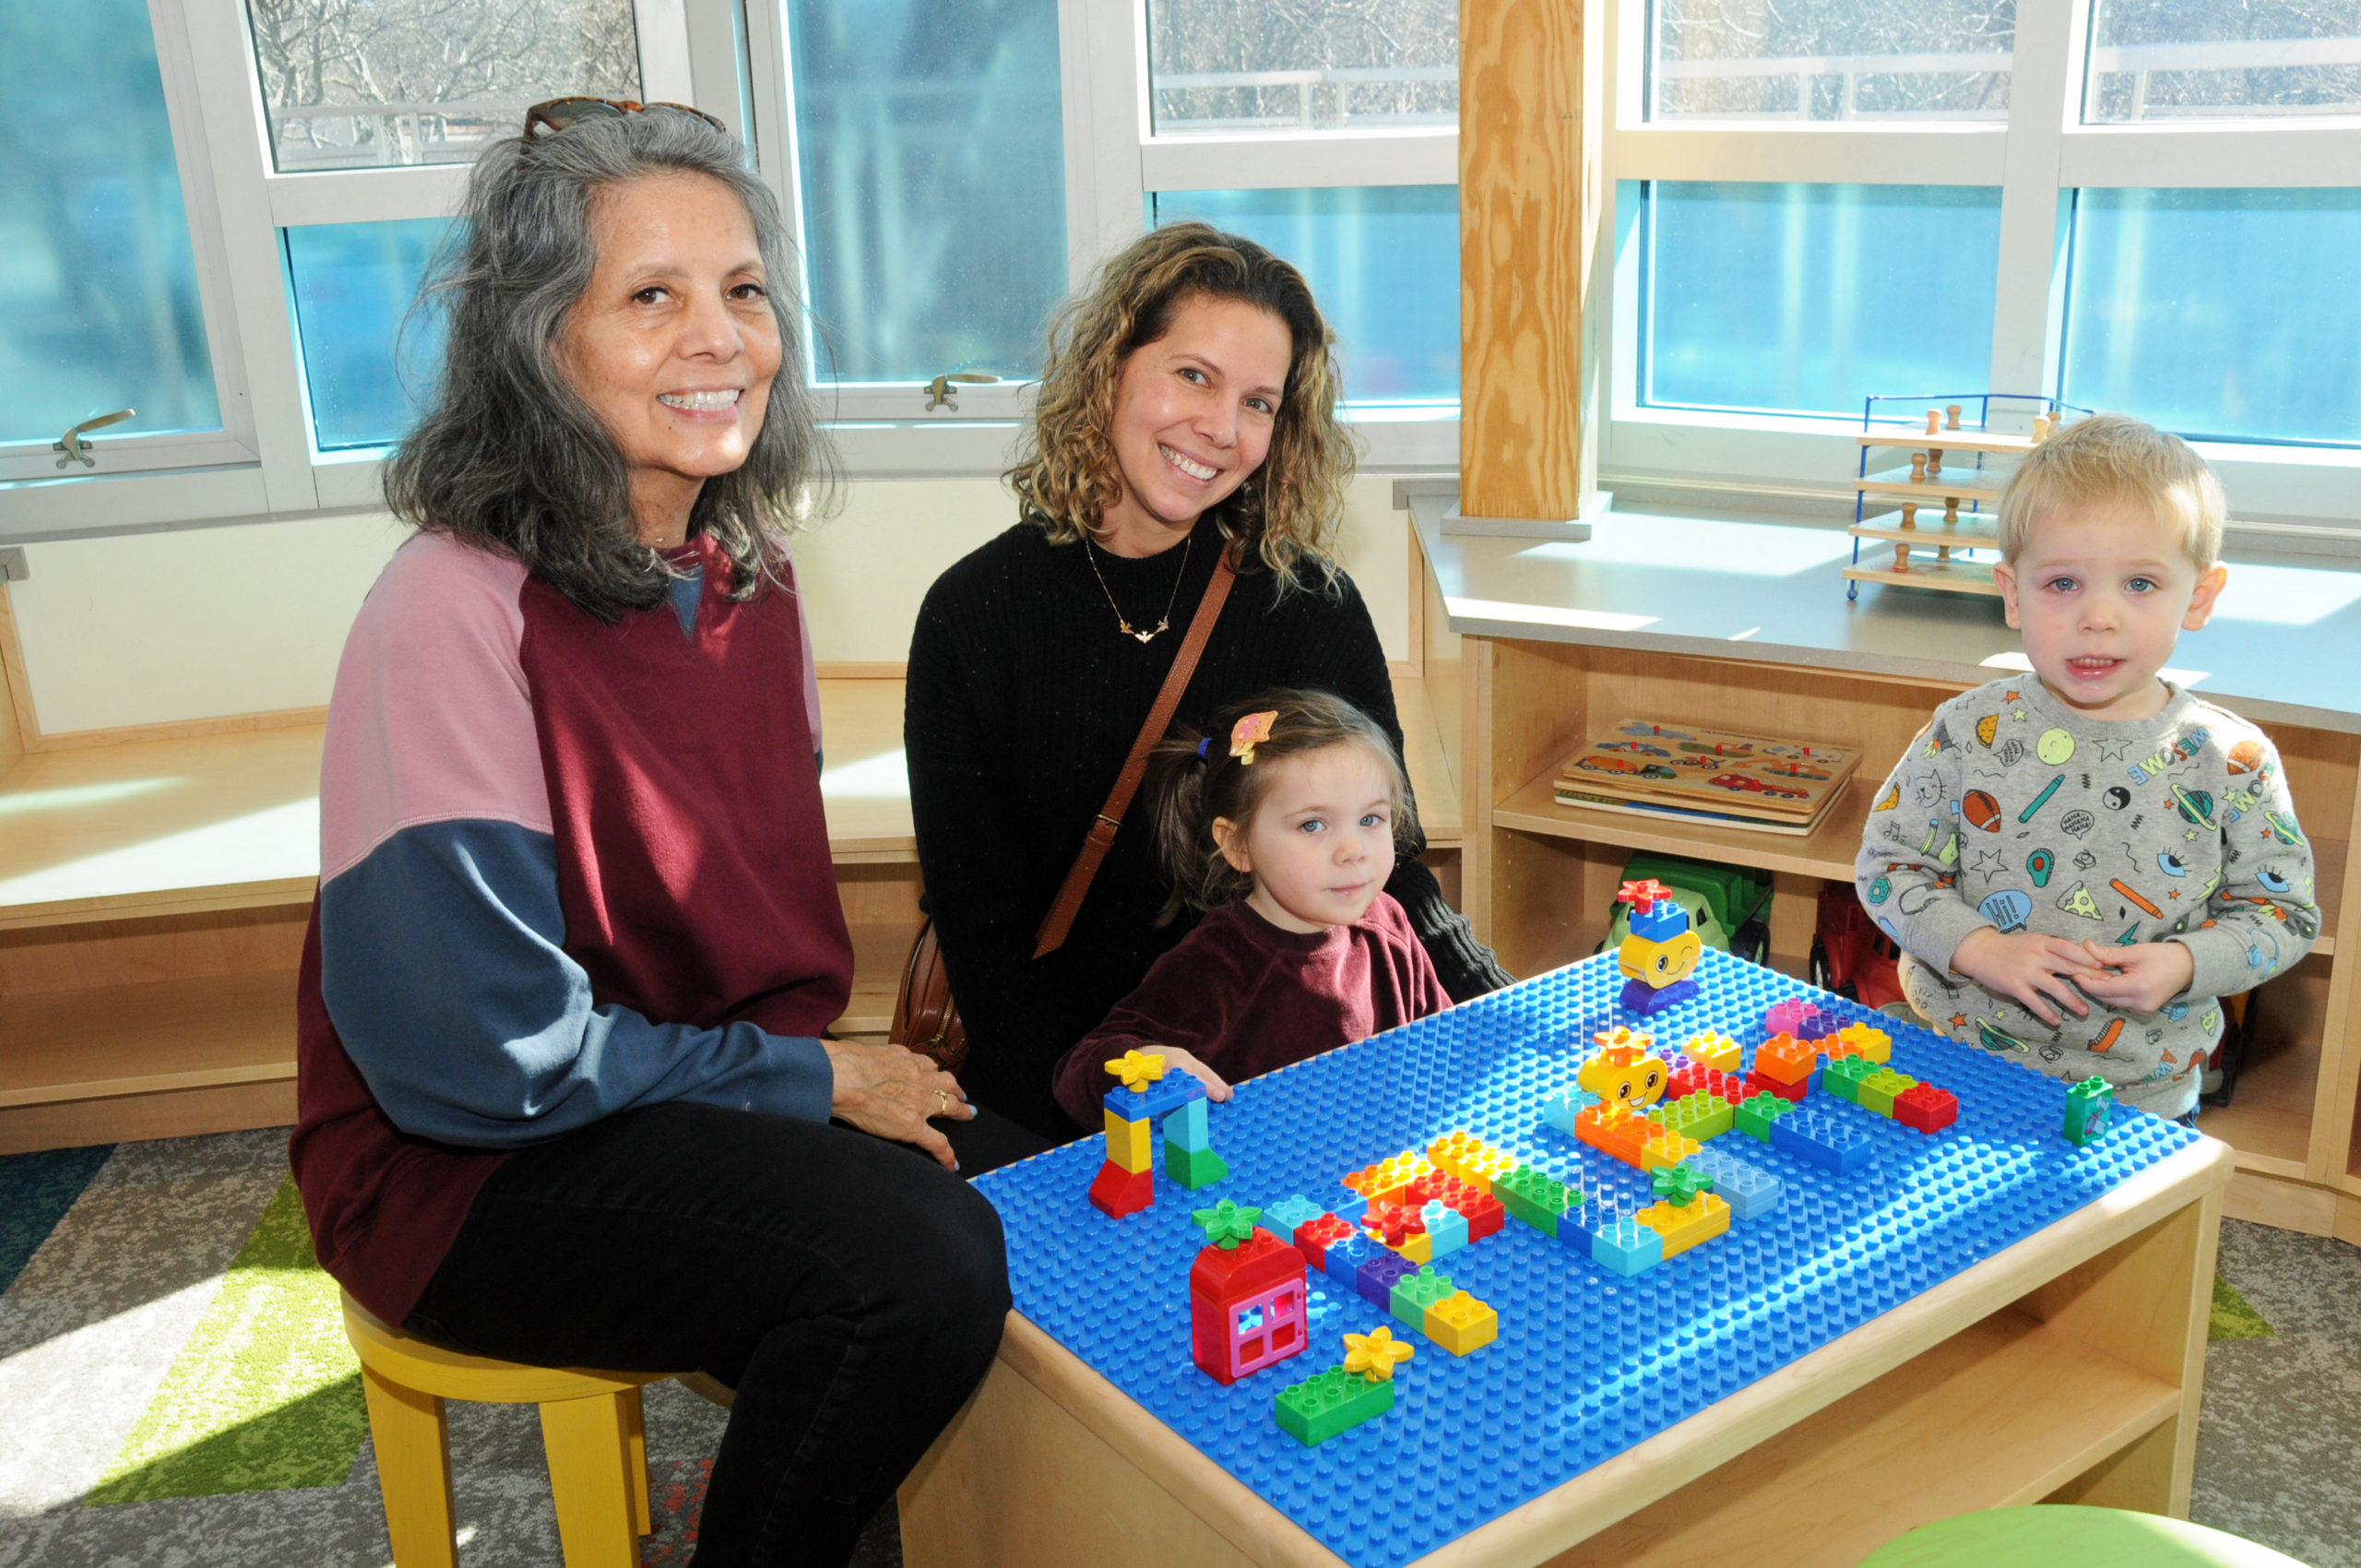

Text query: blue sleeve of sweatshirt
(318, 818), (834, 1147)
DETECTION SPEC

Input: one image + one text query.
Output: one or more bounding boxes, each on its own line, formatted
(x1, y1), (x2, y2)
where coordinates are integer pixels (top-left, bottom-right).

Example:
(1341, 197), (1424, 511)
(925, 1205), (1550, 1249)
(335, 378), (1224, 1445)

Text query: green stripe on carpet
(0, 1144), (114, 1294)
(2210, 1272), (2275, 1342)
(88, 1177), (367, 1503)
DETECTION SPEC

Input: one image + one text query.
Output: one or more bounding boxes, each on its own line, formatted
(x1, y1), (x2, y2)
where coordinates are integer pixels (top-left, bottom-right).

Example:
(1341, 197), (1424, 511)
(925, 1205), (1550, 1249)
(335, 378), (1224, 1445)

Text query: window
(285, 220), (450, 452)
(1606, 0), (2361, 524)
(2061, 188), (2361, 445)
(1150, 186), (1460, 403)
(1, 0), (226, 467)
(742, 0), (1462, 456)
(245, 0), (643, 171)
(1647, 0), (2011, 121)
(1145, 0), (1456, 132)
(2084, 0), (2361, 122)
(1117, 0), (1461, 455)
(1643, 183), (2000, 417)
(783, 0), (1067, 386)
(5, 0), (1470, 536)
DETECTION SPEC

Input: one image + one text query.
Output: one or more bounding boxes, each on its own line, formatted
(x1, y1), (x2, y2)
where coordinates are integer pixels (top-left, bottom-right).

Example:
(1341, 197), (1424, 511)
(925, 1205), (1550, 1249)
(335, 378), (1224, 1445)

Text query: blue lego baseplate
(973, 946), (2199, 1568)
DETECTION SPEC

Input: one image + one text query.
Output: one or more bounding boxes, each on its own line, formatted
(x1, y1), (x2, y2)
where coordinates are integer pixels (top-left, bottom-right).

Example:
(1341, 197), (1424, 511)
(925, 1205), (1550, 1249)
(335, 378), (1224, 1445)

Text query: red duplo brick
(1745, 1069), (1809, 1104)
(1293, 1212), (1354, 1271)
(1457, 1192), (1506, 1241)
(1893, 1083), (1959, 1134)
(1701, 1068), (1750, 1104)
(1088, 1160), (1156, 1218)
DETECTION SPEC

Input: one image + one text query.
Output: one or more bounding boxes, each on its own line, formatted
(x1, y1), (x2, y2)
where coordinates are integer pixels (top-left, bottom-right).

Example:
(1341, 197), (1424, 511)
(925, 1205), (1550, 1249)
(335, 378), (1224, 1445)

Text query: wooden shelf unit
(1450, 628), (2361, 1246)
(0, 672), (1459, 1153)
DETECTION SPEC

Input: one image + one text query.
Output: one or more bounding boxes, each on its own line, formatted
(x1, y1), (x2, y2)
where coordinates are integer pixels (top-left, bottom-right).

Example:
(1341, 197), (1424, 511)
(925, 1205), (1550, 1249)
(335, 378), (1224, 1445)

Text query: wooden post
(1459, 0), (1593, 530)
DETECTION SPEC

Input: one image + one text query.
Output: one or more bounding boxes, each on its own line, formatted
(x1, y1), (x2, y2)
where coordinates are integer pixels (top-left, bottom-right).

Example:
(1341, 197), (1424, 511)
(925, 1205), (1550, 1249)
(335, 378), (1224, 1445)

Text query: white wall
(6, 475), (1413, 736)
(9, 512), (410, 735)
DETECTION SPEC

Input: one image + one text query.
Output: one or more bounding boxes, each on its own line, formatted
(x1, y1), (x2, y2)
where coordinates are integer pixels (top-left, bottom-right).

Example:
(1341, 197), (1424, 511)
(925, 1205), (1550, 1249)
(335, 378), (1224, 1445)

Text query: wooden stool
(340, 1290), (670, 1568)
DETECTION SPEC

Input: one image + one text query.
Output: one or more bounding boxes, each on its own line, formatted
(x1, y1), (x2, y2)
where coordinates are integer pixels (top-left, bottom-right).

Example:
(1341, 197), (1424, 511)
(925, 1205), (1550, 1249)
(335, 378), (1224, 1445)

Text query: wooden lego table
(901, 1060), (2231, 1567)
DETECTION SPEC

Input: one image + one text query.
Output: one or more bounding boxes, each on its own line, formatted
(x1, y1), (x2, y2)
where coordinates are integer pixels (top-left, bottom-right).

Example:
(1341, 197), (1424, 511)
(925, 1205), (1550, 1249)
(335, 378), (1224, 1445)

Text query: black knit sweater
(906, 514), (1512, 1139)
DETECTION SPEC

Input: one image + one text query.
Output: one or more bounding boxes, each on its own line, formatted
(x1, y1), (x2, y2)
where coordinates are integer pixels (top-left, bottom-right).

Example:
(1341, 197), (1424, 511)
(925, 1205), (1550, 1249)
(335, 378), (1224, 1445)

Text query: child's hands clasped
(2072, 938), (2196, 1016)
(1950, 927), (2100, 1027)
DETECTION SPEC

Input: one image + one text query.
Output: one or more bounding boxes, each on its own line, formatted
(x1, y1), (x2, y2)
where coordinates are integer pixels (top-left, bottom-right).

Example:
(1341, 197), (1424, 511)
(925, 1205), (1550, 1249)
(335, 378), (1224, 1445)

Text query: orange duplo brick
(1345, 1151), (1435, 1209)
(1754, 1031), (1819, 1087)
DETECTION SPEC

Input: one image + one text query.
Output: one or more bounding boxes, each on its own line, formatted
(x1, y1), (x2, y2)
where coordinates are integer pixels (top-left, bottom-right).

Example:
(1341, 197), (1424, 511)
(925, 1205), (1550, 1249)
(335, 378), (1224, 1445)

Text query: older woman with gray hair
(289, 102), (1012, 1566)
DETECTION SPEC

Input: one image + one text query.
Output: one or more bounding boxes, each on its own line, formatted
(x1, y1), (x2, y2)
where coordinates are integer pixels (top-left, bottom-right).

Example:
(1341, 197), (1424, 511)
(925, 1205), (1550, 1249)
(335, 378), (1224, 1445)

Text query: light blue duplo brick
(1162, 1097), (1210, 1151)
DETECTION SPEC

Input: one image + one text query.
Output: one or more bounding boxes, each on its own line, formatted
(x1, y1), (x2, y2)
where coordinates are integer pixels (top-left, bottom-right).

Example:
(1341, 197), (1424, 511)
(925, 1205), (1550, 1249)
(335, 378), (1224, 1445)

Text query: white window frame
(1, 0), (747, 543)
(1082, 0), (1461, 470)
(5, 0), (1474, 536)
(0, 0), (265, 506)
(1597, 0), (2361, 537)
(745, 0), (1465, 472)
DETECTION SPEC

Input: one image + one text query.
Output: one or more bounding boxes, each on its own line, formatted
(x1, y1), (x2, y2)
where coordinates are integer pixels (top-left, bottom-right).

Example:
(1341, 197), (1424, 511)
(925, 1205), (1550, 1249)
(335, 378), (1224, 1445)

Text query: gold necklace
(1085, 531), (1192, 644)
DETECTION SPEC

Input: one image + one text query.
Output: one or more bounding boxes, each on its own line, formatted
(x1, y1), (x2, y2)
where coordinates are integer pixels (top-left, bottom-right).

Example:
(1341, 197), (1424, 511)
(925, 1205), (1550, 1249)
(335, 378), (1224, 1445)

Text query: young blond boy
(1855, 414), (2319, 1119)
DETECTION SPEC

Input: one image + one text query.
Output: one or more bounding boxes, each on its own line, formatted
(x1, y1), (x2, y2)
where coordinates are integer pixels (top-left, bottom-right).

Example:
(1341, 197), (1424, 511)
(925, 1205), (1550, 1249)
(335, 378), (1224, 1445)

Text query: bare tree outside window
(1650, 0), (2013, 120)
(2087, 0), (2361, 120)
(244, 0), (643, 170)
(1146, 0), (1456, 132)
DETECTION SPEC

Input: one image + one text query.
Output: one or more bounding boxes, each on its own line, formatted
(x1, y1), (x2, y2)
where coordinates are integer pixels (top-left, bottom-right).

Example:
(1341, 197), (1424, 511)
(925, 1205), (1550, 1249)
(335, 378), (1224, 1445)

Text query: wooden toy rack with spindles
(1844, 394), (2088, 602)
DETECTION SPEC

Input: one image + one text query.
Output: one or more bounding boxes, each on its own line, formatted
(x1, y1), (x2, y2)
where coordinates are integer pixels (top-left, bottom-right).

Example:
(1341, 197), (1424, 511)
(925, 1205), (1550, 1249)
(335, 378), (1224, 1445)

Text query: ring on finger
(934, 1088), (949, 1117)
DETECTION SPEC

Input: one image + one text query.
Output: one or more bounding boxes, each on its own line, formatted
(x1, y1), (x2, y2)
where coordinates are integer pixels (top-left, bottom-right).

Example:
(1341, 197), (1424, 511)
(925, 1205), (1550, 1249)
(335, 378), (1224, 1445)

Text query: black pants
(407, 1103), (1041, 1566)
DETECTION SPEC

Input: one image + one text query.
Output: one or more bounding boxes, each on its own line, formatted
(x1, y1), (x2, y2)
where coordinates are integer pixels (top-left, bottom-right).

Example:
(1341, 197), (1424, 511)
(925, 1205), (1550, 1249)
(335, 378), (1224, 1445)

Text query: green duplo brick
(1823, 1057), (1876, 1103)
(1735, 1093), (1790, 1143)
(1857, 1071), (1916, 1119)
(1666, 1093), (1733, 1142)
(1164, 1141), (1229, 1189)
(1275, 1367), (1394, 1444)
(1391, 1265), (1455, 1332)
(1493, 1166), (1567, 1237)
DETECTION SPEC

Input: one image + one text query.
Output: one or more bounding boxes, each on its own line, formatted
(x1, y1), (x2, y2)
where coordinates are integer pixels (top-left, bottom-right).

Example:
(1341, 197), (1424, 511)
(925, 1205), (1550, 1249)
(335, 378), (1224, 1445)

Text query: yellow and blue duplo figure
(1613, 878), (1705, 1016)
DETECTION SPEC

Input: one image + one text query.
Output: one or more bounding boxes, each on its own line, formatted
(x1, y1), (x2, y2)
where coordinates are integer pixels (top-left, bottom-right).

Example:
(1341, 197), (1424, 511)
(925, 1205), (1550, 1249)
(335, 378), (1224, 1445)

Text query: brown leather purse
(889, 553), (1239, 1076)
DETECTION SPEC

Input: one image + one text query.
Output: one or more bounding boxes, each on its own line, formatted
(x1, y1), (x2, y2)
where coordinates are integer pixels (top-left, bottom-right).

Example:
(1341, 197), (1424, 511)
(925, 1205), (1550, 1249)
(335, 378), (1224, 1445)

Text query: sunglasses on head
(524, 97), (729, 138)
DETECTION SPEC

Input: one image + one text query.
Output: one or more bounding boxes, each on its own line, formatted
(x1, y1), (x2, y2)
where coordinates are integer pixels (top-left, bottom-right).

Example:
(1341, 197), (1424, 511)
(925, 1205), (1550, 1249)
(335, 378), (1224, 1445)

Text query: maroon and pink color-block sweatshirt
(1051, 894), (1447, 1129)
(291, 531), (851, 1324)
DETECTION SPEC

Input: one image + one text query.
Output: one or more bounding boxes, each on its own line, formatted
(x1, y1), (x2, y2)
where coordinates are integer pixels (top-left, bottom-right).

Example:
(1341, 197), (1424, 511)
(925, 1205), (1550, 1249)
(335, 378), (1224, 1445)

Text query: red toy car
(1811, 885), (1906, 1013)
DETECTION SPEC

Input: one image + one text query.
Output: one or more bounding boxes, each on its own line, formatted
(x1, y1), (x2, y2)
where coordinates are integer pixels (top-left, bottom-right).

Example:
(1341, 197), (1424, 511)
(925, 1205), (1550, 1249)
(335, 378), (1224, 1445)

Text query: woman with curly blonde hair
(906, 222), (1508, 1138)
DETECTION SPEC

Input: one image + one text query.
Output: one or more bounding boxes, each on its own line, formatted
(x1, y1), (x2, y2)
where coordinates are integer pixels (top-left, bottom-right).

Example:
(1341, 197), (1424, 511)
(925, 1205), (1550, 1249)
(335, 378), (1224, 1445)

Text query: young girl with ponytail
(1050, 689), (1449, 1125)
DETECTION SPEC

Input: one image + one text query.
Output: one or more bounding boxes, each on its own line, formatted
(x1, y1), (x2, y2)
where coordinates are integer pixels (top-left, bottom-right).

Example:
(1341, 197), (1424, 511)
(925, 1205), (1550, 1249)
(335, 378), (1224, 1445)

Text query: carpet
(2212, 1273), (2276, 1343)
(87, 1177), (365, 1503)
(2190, 1218), (2361, 1568)
(4, 1130), (2355, 1568)
(0, 1146), (113, 1295)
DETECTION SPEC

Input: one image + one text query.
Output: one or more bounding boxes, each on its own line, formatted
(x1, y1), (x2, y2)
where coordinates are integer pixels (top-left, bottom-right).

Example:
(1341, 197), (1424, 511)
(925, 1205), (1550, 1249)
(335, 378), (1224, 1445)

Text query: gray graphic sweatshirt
(1855, 676), (2318, 1116)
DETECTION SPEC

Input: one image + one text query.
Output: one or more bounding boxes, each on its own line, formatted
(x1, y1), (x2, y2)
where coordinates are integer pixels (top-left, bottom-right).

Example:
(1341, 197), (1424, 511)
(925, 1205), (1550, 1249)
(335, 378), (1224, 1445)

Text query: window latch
(53, 409), (136, 469)
(924, 373), (999, 412)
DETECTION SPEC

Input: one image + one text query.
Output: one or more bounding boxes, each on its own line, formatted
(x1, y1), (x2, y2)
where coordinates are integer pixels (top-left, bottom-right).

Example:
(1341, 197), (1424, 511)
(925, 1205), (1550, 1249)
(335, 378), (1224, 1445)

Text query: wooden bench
(0, 677), (1458, 1155)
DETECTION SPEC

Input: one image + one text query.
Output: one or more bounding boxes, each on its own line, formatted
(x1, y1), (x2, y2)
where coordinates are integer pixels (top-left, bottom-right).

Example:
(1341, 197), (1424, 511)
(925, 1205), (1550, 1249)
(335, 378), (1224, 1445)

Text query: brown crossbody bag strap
(1034, 551), (1238, 956)
(890, 551), (1237, 1074)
